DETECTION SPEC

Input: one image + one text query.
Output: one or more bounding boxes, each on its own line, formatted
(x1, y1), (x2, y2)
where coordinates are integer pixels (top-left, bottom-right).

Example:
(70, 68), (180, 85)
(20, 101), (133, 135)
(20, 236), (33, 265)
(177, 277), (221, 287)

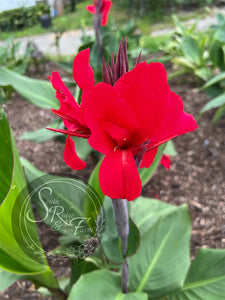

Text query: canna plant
(167, 14), (225, 124)
(48, 39), (198, 201)
(199, 13), (225, 124)
(167, 15), (212, 82)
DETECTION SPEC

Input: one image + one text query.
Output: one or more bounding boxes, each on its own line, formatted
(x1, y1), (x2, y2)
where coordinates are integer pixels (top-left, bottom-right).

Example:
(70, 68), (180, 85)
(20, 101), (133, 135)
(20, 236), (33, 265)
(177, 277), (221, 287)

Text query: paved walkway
(0, 7), (225, 56)
(0, 28), (94, 56)
(152, 6), (225, 36)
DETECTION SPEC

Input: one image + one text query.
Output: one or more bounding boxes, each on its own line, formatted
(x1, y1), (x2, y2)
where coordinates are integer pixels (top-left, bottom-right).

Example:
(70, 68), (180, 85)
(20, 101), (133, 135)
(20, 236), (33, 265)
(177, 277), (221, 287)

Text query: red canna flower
(86, 0), (112, 26)
(47, 49), (94, 170)
(160, 155), (171, 169)
(49, 40), (198, 201)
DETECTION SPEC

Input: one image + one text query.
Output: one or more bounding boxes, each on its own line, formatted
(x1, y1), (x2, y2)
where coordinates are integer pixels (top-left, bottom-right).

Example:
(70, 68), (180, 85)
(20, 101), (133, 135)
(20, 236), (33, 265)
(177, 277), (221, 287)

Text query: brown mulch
(1, 60), (224, 299)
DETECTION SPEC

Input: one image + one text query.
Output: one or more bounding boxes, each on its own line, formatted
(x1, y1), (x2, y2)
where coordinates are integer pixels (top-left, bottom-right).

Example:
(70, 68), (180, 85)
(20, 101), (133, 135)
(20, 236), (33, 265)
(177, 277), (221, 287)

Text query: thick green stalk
(111, 198), (129, 293)
(94, 0), (103, 58)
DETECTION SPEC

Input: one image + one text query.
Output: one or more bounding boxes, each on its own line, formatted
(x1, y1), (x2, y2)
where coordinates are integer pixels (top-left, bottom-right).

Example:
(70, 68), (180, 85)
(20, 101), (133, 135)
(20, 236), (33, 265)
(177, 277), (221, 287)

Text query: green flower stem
(111, 198), (129, 293)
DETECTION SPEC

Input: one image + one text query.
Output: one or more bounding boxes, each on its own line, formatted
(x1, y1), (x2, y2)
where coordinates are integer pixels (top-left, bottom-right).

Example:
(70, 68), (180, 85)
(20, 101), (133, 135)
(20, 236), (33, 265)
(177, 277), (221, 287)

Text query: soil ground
(0, 60), (225, 299)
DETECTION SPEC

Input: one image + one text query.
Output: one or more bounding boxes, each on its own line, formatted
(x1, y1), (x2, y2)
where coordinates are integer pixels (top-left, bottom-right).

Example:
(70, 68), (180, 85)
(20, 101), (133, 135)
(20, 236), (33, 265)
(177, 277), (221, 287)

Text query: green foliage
(68, 269), (148, 300)
(163, 140), (178, 157)
(167, 15), (212, 82)
(167, 14), (225, 123)
(19, 119), (63, 143)
(200, 13), (225, 123)
(79, 21), (140, 79)
(115, 0), (216, 20)
(168, 248), (225, 300)
(130, 197), (191, 298)
(0, 38), (45, 103)
(1, 112), (224, 298)
(0, 37), (35, 74)
(0, 269), (22, 291)
(0, 3), (50, 32)
(0, 108), (13, 205)
(68, 260), (98, 292)
(139, 35), (171, 54)
(101, 198), (140, 264)
(139, 145), (165, 186)
(0, 109), (57, 288)
(0, 66), (58, 108)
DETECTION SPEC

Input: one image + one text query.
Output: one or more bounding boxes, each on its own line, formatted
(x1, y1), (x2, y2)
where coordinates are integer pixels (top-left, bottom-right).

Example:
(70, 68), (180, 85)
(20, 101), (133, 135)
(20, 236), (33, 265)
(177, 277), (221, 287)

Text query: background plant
(162, 14), (225, 123)
(0, 3), (50, 32)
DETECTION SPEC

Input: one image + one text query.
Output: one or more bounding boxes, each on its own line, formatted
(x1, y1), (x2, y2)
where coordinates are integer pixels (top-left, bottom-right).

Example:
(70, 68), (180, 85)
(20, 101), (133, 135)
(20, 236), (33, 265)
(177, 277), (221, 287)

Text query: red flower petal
(139, 147), (158, 168)
(118, 62), (170, 125)
(86, 5), (96, 14)
(115, 79), (157, 139)
(64, 136), (86, 170)
(149, 92), (198, 148)
(49, 72), (78, 109)
(99, 149), (142, 201)
(83, 82), (138, 153)
(73, 49), (94, 91)
(160, 155), (171, 169)
(101, 0), (112, 26)
(49, 72), (84, 129)
(47, 127), (90, 138)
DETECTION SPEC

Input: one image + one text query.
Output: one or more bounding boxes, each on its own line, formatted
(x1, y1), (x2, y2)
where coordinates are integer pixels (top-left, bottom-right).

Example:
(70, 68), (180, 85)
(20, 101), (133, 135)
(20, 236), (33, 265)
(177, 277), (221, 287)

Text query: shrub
(0, 3), (50, 32)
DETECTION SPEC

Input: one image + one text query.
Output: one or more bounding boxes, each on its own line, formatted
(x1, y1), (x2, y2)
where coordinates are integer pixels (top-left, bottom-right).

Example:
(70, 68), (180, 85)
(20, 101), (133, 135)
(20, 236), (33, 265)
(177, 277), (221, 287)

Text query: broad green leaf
(86, 157), (104, 220)
(131, 197), (174, 236)
(139, 145), (164, 186)
(163, 140), (177, 157)
(194, 68), (212, 81)
(21, 159), (104, 246)
(0, 108), (13, 205)
(19, 120), (63, 142)
(71, 136), (92, 161)
(0, 112), (57, 288)
(101, 198), (140, 264)
(129, 197), (191, 298)
(182, 35), (201, 66)
(56, 61), (73, 75)
(20, 157), (45, 181)
(209, 41), (225, 70)
(38, 277), (70, 296)
(223, 45), (225, 65)
(168, 248), (225, 300)
(0, 269), (22, 291)
(212, 104), (225, 124)
(200, 92), (225, 113)
(68, 260), (98, 291)
(216, 13), (225, 26)
(214, 28), (225, 43)
(68, 269), (148, 300)
(204, 85), (223, 99)
(172, 15), (186, 35)
(0, 66), (58, 109)
(37, 287), (52, 297)
(172, 57), (195, 69)
(201, 72), (225, 90)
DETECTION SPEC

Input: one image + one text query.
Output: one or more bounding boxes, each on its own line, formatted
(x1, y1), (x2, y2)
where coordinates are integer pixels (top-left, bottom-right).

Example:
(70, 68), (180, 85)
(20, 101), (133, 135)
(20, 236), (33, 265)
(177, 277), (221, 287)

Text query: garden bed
(1, 60), (225, 299)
